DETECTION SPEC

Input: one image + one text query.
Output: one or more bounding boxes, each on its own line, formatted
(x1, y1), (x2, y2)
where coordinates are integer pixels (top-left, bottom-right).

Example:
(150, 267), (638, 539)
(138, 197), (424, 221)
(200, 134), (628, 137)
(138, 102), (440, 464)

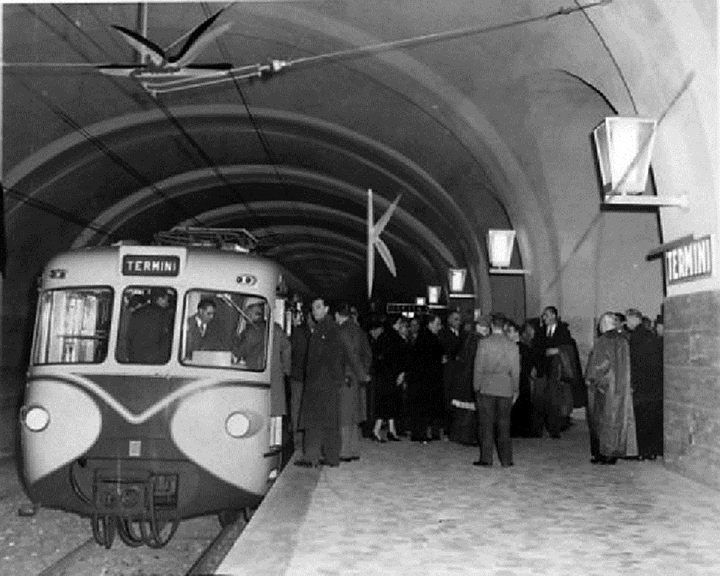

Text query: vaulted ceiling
(2, 0), (706, 315)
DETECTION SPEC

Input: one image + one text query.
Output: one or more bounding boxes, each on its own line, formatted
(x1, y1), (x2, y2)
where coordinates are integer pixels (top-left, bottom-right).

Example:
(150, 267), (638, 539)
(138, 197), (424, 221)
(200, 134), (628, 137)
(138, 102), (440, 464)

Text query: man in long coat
(336, 303), (372, 461)
(438, 310), (465, 439)
(585, 312), (638, 464)
(296, 297), (347, 468)
(625, 308), (663, 459)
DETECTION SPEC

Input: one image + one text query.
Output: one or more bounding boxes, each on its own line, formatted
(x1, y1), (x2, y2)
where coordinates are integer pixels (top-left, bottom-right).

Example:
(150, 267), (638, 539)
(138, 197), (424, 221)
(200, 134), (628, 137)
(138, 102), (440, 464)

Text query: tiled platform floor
(216, 415), (720, 576)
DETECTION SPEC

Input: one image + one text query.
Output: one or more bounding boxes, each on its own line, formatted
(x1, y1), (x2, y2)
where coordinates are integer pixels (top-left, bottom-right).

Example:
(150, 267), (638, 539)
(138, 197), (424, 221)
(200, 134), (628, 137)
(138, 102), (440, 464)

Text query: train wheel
(117, 518), (144, 548)
(91, 514), (116, 549)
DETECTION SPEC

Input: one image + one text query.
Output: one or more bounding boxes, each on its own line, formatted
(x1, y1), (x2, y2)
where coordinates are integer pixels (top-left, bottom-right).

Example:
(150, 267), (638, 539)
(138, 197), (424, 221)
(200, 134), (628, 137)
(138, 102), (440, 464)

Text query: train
(18, 229), (288, 548)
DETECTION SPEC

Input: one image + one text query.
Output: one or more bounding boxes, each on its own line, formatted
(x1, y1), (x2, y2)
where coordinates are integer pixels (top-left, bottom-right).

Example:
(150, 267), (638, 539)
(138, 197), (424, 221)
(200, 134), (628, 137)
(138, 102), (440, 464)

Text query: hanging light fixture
(448, 268), (467, 293)
(487, 229), (529, 275)
(592, 116), (687, 207)
(427, 285), (441, 305)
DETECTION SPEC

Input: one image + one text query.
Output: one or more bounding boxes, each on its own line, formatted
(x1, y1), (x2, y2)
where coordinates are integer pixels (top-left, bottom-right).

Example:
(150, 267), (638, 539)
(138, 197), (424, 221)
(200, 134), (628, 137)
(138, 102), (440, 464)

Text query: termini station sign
(663, 235), (713, 286)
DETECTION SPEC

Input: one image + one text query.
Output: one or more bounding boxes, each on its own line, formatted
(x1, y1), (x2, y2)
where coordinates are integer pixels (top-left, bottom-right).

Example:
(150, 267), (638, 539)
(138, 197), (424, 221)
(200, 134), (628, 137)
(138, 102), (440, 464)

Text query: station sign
(386, 303), (428, 314)
(663, 235), (713, 286)
(122, 255), (180, 276)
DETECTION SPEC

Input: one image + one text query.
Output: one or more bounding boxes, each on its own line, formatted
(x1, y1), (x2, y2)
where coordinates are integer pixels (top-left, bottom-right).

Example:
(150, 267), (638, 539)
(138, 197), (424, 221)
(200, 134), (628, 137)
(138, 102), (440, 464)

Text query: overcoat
(338, 320), (372, 425)
(585, 330), (638, 458)
(298, 316), (346, 430)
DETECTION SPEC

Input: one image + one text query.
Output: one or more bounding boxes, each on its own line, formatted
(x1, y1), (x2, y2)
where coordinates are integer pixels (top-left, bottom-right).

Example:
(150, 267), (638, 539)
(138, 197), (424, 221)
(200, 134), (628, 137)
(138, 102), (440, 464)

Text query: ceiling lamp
(487, 230), (528, 275)
(592, 116), (687, 207)
(427, 285), (441, 305)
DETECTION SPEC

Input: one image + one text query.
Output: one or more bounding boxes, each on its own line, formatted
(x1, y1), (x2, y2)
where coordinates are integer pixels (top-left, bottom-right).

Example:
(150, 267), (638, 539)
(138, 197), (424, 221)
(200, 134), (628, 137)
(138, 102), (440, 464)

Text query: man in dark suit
(184, 298), (218, 360)
(438, 310), (465, 440)
(537, 305), (576, 437)
(126, 288), (174, 364)
(296, 296), (348, 468)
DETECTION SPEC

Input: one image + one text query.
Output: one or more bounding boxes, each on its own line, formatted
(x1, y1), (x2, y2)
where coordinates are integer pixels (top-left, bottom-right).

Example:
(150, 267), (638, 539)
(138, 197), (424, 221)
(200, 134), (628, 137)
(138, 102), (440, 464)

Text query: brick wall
(664, 291), (720, 490)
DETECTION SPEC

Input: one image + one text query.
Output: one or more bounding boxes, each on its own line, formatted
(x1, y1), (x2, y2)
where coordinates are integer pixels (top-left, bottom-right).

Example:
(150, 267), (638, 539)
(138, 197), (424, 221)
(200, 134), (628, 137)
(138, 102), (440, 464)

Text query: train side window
(181, 291), (269, 370)
(117, 287), (176, 365)
(32, 288), (113, 365)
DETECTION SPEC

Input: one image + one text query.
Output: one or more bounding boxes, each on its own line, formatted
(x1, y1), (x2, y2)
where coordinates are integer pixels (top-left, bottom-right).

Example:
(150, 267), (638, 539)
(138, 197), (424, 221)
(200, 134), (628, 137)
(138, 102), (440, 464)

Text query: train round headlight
(225, 412), (251, 438)
(23, 406), (50, 432)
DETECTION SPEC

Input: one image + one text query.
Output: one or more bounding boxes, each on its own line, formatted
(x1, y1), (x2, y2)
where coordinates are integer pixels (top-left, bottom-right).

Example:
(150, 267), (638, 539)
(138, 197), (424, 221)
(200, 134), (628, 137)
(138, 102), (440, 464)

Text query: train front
(19, 245), (283, 547)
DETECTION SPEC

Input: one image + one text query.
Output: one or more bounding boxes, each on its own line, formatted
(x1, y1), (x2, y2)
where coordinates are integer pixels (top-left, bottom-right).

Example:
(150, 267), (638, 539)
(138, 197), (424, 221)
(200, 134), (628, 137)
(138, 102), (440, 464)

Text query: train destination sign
(122, 255), (180, 276)
(664, 235), (712, 286)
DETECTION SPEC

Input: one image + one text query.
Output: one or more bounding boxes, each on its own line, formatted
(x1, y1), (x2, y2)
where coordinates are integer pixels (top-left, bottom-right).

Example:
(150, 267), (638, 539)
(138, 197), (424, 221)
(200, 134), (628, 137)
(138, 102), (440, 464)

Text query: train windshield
(116, 287), (177, 365)
(33, 288), (113, 365)
(181, 290), (269, 371)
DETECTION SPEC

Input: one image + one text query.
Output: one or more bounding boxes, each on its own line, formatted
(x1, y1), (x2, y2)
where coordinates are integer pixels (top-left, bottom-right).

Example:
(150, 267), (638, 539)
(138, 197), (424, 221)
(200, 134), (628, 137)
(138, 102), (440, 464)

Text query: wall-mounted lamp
(487, 229), (529, 275)
(592, 116), (687, 208)
(427, 285), (441, 305)
(447, 268), (475, 299)
(448, 268), (467, 293)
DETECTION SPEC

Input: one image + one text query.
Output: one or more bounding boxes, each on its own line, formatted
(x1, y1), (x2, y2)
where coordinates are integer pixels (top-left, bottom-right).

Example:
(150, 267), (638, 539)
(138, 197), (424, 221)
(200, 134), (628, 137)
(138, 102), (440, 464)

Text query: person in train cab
(335, 303), (373, 461)
(372, 315), (412, 442)
(295, 296), (348, 468)
(408, 314), (444, 442)
(184, 297), (219, 360)
(537, 305), (579, 438)
(289, 309), (313, 453)
(585, 312), (638, 465)
(625, 308), (663, 460)
(232, 300), (267, 369)
(438, 310), (465, 440)
(126, 287), (174, 364)
(472, 313), (519, 467)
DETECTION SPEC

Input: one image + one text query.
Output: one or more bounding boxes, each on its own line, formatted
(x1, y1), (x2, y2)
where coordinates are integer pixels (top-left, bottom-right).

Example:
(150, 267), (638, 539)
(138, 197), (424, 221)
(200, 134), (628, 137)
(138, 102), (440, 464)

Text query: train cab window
(181, 291), (269, 371)
(116, 287), (176, 365)
(33, 288), (113, 365)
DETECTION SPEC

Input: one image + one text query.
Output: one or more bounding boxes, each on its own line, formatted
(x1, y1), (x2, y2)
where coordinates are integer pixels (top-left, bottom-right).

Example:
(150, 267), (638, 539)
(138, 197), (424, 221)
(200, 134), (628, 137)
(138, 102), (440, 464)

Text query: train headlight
(22, 405), (50, 432)
(225, 412), (251, 438)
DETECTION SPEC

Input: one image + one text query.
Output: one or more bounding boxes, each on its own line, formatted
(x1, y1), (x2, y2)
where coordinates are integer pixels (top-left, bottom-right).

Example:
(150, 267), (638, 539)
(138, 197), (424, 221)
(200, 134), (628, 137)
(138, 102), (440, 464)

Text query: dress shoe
(294, 460), (316, 468)
(600, 457), (617, 465)
(387, 432), (401, 441)
(472, 460), (492, 467)
(339, 457), (354, 462)
(501, 462), (514, 468)
(350, 456), (360, 461)
(371, 433), (386, 443)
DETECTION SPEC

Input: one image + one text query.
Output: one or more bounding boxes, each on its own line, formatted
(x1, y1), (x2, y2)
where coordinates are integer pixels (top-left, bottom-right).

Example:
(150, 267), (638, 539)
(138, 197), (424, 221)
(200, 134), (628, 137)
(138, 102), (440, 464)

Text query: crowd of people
(280, 298), (664, 469)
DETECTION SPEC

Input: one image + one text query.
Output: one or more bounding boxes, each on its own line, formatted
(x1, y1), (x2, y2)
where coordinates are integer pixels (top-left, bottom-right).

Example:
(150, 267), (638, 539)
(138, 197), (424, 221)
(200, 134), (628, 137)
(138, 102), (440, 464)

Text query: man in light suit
(473, 313), (520, 467)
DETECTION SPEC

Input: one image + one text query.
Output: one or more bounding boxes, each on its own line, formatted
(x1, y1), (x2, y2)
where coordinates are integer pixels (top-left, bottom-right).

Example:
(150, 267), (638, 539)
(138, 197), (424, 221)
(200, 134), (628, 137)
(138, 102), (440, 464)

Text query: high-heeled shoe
(386, 432), (401, 441)
(371, 432), (386, 443)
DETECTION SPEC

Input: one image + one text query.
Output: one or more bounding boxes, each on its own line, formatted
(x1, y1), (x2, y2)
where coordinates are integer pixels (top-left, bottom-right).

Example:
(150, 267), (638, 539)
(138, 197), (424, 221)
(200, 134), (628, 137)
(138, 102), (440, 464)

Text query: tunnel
(1, 1), (717, 489)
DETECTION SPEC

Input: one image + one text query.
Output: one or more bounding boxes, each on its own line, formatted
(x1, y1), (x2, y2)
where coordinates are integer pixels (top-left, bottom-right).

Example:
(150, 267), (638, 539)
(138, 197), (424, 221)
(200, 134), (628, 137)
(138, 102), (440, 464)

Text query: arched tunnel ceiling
(2, 0), (676, 308)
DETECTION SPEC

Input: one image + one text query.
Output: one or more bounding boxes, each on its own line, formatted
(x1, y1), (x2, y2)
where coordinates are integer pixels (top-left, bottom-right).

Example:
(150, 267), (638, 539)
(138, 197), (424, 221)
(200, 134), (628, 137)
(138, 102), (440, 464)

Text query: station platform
(215, 415), (720, 576)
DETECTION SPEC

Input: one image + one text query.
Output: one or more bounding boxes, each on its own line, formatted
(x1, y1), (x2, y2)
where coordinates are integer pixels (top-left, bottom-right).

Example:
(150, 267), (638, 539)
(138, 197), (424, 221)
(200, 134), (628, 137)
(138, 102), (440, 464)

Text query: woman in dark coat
(408, 314), (444, 442)
(372, 316), (411, 442)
